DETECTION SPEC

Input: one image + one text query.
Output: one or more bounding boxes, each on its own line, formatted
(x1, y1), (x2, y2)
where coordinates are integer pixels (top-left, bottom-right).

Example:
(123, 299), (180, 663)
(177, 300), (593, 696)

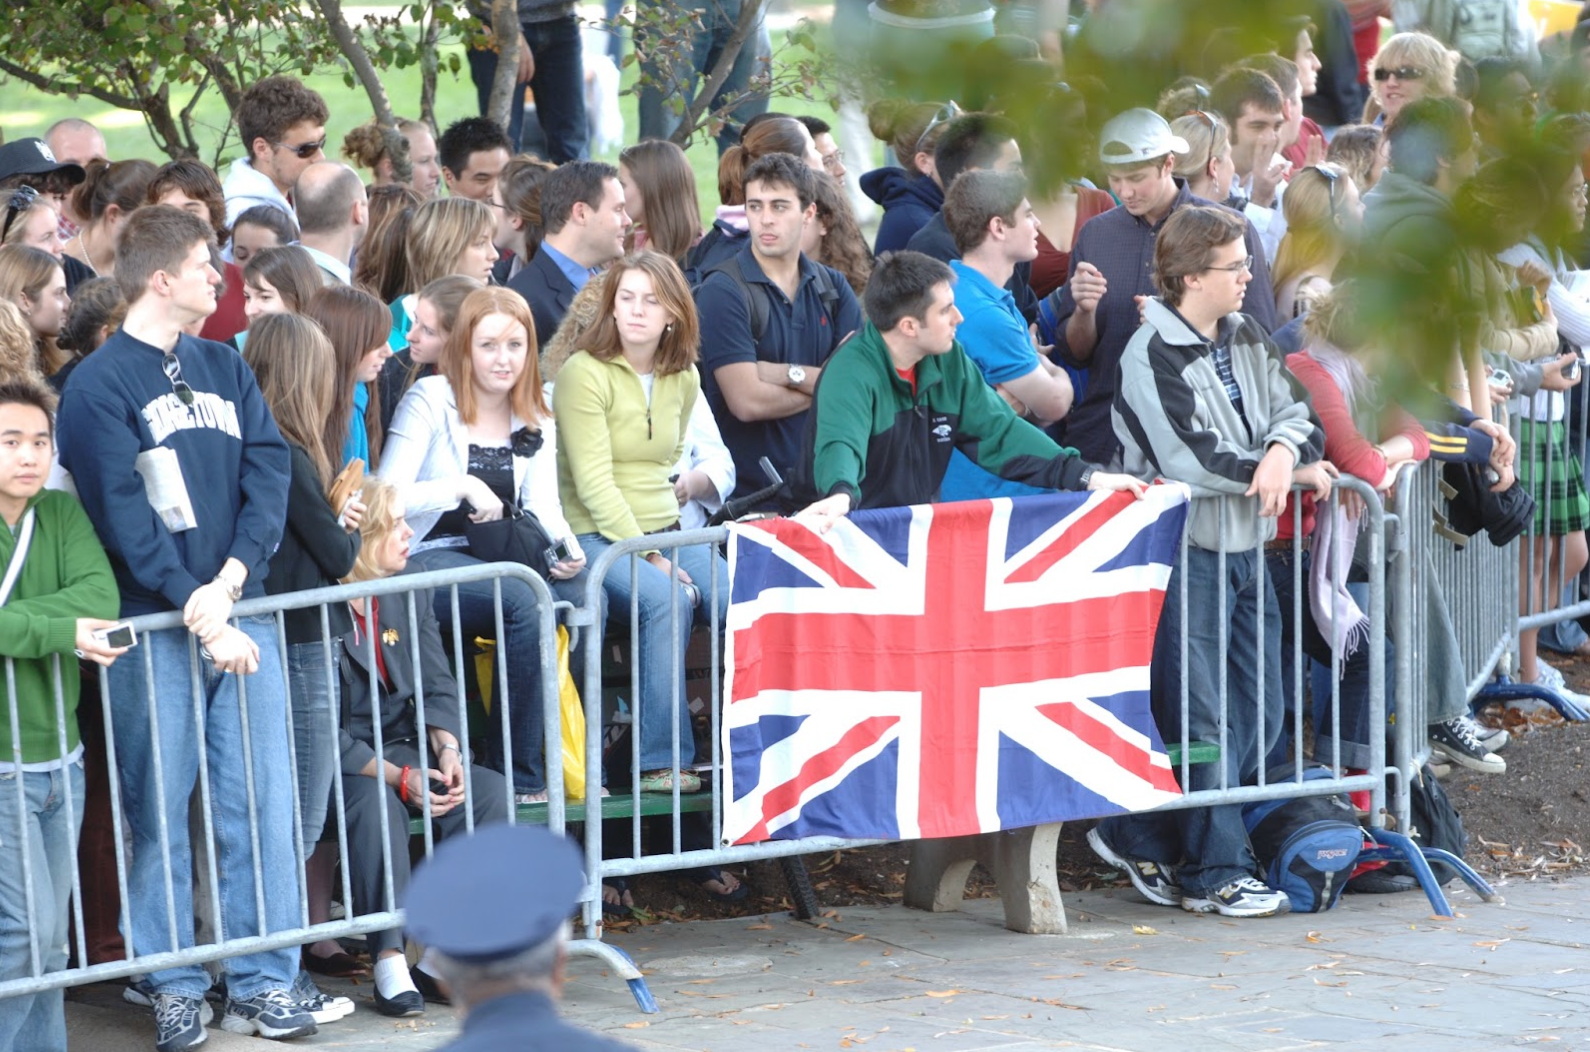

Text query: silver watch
(786, 364), (807, 388)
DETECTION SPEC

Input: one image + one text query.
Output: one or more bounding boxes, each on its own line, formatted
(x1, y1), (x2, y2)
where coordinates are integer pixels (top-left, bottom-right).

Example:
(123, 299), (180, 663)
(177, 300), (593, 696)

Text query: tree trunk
(419, 0), (442, 133)
(485, 0), (521, 131)
(670, 0), (771, 146)
(308, 0), (399, 129)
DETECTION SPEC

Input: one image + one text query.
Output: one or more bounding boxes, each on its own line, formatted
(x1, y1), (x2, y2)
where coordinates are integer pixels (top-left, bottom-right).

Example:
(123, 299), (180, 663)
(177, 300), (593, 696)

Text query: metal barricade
(0, 561), (650, 1003)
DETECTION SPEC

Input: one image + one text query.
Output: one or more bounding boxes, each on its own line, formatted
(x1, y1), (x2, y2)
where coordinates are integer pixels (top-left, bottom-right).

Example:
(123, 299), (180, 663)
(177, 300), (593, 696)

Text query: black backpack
(1241, 765), (1366, 913)
(1352, 763), (1469, 891)
(694, 252), (844, 346)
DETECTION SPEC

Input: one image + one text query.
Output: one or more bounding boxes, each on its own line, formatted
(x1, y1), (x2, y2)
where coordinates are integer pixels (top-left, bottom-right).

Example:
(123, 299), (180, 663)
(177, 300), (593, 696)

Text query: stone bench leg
(902, 823), (1067, 935)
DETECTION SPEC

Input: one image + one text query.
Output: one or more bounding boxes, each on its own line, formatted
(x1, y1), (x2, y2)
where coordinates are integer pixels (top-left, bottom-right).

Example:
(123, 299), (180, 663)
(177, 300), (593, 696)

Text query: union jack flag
(721, 487), (1190, 845)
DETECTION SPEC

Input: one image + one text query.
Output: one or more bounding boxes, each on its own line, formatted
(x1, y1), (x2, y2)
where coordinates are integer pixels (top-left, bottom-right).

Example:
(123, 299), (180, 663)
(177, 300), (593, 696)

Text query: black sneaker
(1181, 876), (1291, 917)
(152, 993), (209, 1052)
(290, 970), (354, 1023)
(1428, 716), (1506, 774)
(219, 989), (318, 1040)
(1086, 826), (1182, 906)
(373, 983), (425, 1018)
(1458, 713), (1509, 753)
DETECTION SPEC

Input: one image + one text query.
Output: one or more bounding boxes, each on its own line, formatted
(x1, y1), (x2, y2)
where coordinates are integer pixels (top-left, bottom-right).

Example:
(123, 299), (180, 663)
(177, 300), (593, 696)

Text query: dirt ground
(608, 662), (1590, 929)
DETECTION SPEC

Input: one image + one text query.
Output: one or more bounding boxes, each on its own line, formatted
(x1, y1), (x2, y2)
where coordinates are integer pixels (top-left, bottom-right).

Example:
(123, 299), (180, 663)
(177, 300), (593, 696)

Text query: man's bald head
(293, 161), (367, 236)
(45, 119), (106, 167)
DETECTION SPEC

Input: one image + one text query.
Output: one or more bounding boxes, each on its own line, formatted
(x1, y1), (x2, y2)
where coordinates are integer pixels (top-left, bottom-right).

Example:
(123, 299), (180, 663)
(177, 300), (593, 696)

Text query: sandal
(601, 878), (635, 916)
(693, 867), (748, 903)
(637, 768), (702, 793)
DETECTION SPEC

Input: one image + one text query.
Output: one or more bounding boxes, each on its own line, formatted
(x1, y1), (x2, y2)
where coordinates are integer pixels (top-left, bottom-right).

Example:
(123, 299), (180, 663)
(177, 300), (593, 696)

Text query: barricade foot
(1476, 677), (1590, 722)
(1359, 830), (1501, 918)
(566, 939), (659, 1013)
(903, 824), (1067, 934)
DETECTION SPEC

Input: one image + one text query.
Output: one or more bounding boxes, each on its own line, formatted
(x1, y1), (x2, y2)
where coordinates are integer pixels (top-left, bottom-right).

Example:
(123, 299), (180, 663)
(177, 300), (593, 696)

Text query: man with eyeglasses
(1093, 204), (1330, 921)
(55, 206), (306, 1052)
(222, 75), (330, 226)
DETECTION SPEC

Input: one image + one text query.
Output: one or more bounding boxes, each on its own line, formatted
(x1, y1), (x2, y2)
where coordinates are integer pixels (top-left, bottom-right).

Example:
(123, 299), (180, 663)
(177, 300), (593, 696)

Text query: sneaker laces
(1224, 875), (1271, 896)
(1442, 715), (1485, 751)
(154, 996), (199, 1030)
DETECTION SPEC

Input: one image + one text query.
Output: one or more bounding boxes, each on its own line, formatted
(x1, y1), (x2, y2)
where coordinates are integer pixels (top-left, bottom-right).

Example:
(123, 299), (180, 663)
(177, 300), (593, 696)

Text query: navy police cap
(405, 824), (585, 963)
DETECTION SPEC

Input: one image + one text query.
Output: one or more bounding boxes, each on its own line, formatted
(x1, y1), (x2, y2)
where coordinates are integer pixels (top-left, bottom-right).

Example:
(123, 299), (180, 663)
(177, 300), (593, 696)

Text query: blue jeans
(287, 640), (339, 854)
(410, 548), (585, 795)
(1096, 547), (1282, 896)
(466, 15), (589, 162)
(579, 534), (728, 772)
(0, 761), (84, 1052)
(105, 617), (298, 999)
(636, 0), (769, 154)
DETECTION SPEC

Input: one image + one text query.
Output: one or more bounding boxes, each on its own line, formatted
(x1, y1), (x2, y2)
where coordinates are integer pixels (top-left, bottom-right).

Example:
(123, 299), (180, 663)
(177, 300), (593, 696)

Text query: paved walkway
(67, 875), (1589, 1050)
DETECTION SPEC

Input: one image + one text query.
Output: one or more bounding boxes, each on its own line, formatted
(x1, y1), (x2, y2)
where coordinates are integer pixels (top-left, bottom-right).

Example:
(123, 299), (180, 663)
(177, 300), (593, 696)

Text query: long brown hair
(242, 313), (338, 486)
(0, 245), (67, 375)
(619, 140), (701, 262)
(353, 184), (422, 302)
(442, 287), (547, 426)
(574, 251), (700, 378)
(718, 116), (811, 206)
(809, 174), (872, 297)
(498, 155), (557, 259)
(243, 245), (325, 314)
(305, 284), (393, 468)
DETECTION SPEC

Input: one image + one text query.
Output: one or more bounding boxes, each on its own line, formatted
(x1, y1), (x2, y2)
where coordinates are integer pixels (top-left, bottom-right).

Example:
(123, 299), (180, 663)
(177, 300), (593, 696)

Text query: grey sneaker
(290, 970), (354, 1023)
(1428, 716), (1506, 774)
(1181, 876), (1292, 917)
(153, 993), (209, 1052)
(219, 988), (318, 1040)
(1086, 826), (1182, 906)
(130, 979), (214, 1022)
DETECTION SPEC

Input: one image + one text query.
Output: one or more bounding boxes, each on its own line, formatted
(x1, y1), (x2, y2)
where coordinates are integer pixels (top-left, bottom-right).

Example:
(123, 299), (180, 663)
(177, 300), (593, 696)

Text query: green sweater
(553, 350), (699, 540)
(788, 322), (1091, 510)
(0, 489), (120, 763)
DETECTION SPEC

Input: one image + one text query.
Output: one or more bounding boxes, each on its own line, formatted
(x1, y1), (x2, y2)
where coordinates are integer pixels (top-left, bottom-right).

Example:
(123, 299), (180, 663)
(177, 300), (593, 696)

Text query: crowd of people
(4, 1), (1590, 1049)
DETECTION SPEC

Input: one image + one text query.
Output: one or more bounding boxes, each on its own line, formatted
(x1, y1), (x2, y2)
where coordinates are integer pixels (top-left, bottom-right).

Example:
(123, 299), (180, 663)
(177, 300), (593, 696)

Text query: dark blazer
(505, 247), (577, 348)
(437, 991), (636, 1052)
(337, 567), (465, 776)
(264, 443), (360, 644)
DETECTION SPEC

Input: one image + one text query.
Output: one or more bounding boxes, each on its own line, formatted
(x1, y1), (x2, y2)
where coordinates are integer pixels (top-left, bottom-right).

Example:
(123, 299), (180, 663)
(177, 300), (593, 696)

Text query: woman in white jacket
(380, 286), (586, 804)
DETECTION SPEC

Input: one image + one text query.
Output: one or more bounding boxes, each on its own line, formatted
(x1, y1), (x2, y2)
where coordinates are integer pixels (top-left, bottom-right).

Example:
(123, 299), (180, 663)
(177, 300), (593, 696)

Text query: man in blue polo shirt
(696, 153), (863, 495)
(940, 169), (1074, 500)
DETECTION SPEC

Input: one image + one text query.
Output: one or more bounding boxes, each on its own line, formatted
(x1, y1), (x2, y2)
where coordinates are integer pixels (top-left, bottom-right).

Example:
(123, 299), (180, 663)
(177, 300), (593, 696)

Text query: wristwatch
(213, 572), (243, 602)
(1076, 467), (1095, 490)
(786, 364), (807, 388)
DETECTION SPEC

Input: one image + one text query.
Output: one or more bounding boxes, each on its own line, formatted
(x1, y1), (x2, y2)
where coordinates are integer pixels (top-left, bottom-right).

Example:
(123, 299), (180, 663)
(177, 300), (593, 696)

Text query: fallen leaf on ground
(846, 933), (867, 942)
(927, 990), (959, 997)
(1132, 924), (1159, 935)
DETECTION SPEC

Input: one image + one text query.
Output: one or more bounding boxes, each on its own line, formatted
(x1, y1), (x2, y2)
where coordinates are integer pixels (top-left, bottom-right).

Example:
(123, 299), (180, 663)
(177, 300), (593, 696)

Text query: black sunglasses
(162, 351), (196, 406)
(2, 185), (39, 241)
(272, 138), (326, 159)
(1373, 66), (1425, 82)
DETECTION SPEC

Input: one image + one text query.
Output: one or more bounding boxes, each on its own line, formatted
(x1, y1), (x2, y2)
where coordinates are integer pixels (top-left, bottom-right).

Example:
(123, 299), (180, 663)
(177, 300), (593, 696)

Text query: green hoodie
(0, 489), (120, 764)
(787, 322), (1092, 510)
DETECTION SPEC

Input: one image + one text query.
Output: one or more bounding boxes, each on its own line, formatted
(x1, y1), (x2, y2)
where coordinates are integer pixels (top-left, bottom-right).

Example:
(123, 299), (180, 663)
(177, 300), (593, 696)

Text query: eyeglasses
(821, 150), (846, 173)
(1207, 254), (1254, 274)
(271, 138), (326, 159)
(913, 102), (962, 159)
(1574, 183), (1589, 202)
(1306, 164), (1341, 222)
(2, 185), (40, 241)
(162, 351), (196, 406)
(1373, 66), (1425, 82)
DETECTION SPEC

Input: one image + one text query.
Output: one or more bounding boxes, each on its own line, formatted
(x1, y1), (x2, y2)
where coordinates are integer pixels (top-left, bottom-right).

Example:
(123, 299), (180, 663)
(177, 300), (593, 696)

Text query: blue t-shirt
(343, 382), (369, 466)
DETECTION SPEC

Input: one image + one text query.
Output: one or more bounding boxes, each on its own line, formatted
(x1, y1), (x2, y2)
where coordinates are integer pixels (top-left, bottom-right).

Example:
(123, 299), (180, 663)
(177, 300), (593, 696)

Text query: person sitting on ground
(506, 161), (629, 346)
(860, 100), (957, 256)
(1090, 205), (1331, 920)
(788, 250), (1146, 528)
(390, 197), (498, 350)
(379, 286), (584, 806)
(0, 376), (125, 1052)
(1271, 162), (1364, 321)
(223, 75), (329, 224)
(229, 204), (300, 267)
(335, 477), (510, 1017)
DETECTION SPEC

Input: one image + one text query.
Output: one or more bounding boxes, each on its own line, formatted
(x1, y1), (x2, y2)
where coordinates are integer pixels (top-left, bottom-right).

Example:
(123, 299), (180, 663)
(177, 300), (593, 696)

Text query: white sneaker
(1181, 875), (1291, 917)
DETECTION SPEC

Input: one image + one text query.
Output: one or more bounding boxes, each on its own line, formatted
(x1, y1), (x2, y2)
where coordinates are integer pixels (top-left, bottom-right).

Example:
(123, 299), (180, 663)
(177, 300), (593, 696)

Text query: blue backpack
(1242, 765), (1365, 913)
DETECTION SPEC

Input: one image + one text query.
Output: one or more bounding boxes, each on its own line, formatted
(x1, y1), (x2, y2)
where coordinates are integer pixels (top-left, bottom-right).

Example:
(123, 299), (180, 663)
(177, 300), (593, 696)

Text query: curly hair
(236, 75), (330, 156)
(809, 174), (873, 298)
(146, 159), (230, 245)
(57, 276), (125, 358)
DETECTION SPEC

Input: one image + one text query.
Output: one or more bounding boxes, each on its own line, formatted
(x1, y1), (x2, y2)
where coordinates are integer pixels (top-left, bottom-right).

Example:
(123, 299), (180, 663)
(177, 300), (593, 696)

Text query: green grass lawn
(0, 9), (876, 223)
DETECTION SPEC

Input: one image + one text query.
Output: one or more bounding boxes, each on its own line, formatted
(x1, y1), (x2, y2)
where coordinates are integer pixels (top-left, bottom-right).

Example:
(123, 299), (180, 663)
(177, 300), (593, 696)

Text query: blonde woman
(1171, 111), (1238, 205)
(1364, 32), (1458, 126)
(388, 197), (498, 350)
(1271, 163), (1364, 321)
(0, 245), (70, 378)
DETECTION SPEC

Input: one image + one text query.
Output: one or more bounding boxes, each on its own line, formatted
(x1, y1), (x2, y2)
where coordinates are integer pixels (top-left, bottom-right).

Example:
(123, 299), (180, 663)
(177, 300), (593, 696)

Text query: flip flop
(693, 867), (749, 903)
(601, 877), (634, 916)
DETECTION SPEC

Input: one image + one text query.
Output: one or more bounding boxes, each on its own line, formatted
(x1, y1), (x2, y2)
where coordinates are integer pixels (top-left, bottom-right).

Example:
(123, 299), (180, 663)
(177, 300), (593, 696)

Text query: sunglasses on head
(272, 138), (326, 159)
(1373, 66), (1425, 82)
(1306, 164), (1341, 222)
(1, 185), (39, 241)
(913, 102), (962, 159)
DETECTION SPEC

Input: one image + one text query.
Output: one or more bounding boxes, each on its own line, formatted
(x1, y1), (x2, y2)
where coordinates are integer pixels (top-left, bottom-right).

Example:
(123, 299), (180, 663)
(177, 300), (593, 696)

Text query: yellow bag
(556, 626), (587, 801)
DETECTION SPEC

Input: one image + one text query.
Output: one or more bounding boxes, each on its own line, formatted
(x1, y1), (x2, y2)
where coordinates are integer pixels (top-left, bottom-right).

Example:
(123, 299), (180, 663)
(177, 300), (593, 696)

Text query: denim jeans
(466, 15), (589, 162)
(636, 0), (770, 155)
(409, 547), (585, 795)
(0, 761), (84, 1052)
(105, 616), (298, 999)
(1096, 547), (1282, 896)
(579, 534), (728, 773)
(287, 640), (339, 854)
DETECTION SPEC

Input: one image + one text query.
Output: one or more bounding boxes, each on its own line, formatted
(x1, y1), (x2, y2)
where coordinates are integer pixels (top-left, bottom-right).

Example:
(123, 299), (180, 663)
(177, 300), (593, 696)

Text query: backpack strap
(704, 255), (771, 345)
(0, 507), (37, 607)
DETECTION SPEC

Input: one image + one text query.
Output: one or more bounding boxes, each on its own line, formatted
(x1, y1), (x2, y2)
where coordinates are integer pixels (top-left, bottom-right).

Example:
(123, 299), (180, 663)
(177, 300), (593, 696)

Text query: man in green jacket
(789, 250), (1144, 529)
(0, 377), (124, 1052)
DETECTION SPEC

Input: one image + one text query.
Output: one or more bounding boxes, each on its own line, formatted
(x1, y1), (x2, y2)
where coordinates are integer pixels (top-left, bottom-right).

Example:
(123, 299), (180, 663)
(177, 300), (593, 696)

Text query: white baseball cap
(1098, 108), (1191, 166)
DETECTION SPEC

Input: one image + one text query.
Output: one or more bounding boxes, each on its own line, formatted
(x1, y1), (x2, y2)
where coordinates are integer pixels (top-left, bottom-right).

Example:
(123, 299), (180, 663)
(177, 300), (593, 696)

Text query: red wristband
(398, 765), (412, 804)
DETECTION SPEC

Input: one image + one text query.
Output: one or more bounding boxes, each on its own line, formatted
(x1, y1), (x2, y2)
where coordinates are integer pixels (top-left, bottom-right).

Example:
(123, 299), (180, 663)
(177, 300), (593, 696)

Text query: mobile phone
(1487, 367), (1511, 386)
(544, 537), (575, 565)
(93, 623), (137, 649)
(1567, 358), (1582, 383)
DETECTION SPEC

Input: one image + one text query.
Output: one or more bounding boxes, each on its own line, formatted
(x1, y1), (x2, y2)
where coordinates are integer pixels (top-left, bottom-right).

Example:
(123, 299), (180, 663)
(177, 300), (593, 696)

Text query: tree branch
(306, 0), (398, 129)
(0, 57), (142, 111)
(671, 0), (771, 146)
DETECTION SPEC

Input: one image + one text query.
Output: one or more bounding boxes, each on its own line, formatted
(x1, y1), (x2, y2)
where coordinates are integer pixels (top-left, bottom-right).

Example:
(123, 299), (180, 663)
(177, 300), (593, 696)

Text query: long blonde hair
(0, 245), (66, 375)
(1365, 33), (1458, 122)
(0, 300), (44, 385)
(242, 313), (339, 487)
(1271, 163), (1354, 300)
(406, 197), (494, 290)
(1171, 111), (1230, 185)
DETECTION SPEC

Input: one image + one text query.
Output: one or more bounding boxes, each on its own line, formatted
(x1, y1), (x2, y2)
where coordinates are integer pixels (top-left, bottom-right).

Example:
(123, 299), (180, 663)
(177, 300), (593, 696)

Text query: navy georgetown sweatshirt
(57, 330), (290, 617)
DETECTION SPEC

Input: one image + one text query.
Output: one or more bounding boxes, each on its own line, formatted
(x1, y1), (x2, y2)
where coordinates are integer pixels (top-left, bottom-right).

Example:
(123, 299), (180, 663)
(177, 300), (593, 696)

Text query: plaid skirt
(1517, 419), (1590, 536)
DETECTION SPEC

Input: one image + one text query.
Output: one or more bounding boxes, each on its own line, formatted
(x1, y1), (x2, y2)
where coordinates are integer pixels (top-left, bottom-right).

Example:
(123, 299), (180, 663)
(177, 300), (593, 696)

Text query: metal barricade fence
(0, 562), (666, 1003)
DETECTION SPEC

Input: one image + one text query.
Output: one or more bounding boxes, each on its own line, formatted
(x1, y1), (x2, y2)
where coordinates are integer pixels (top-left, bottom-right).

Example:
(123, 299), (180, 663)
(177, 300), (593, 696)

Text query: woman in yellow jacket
(552, 251), (727, 794)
